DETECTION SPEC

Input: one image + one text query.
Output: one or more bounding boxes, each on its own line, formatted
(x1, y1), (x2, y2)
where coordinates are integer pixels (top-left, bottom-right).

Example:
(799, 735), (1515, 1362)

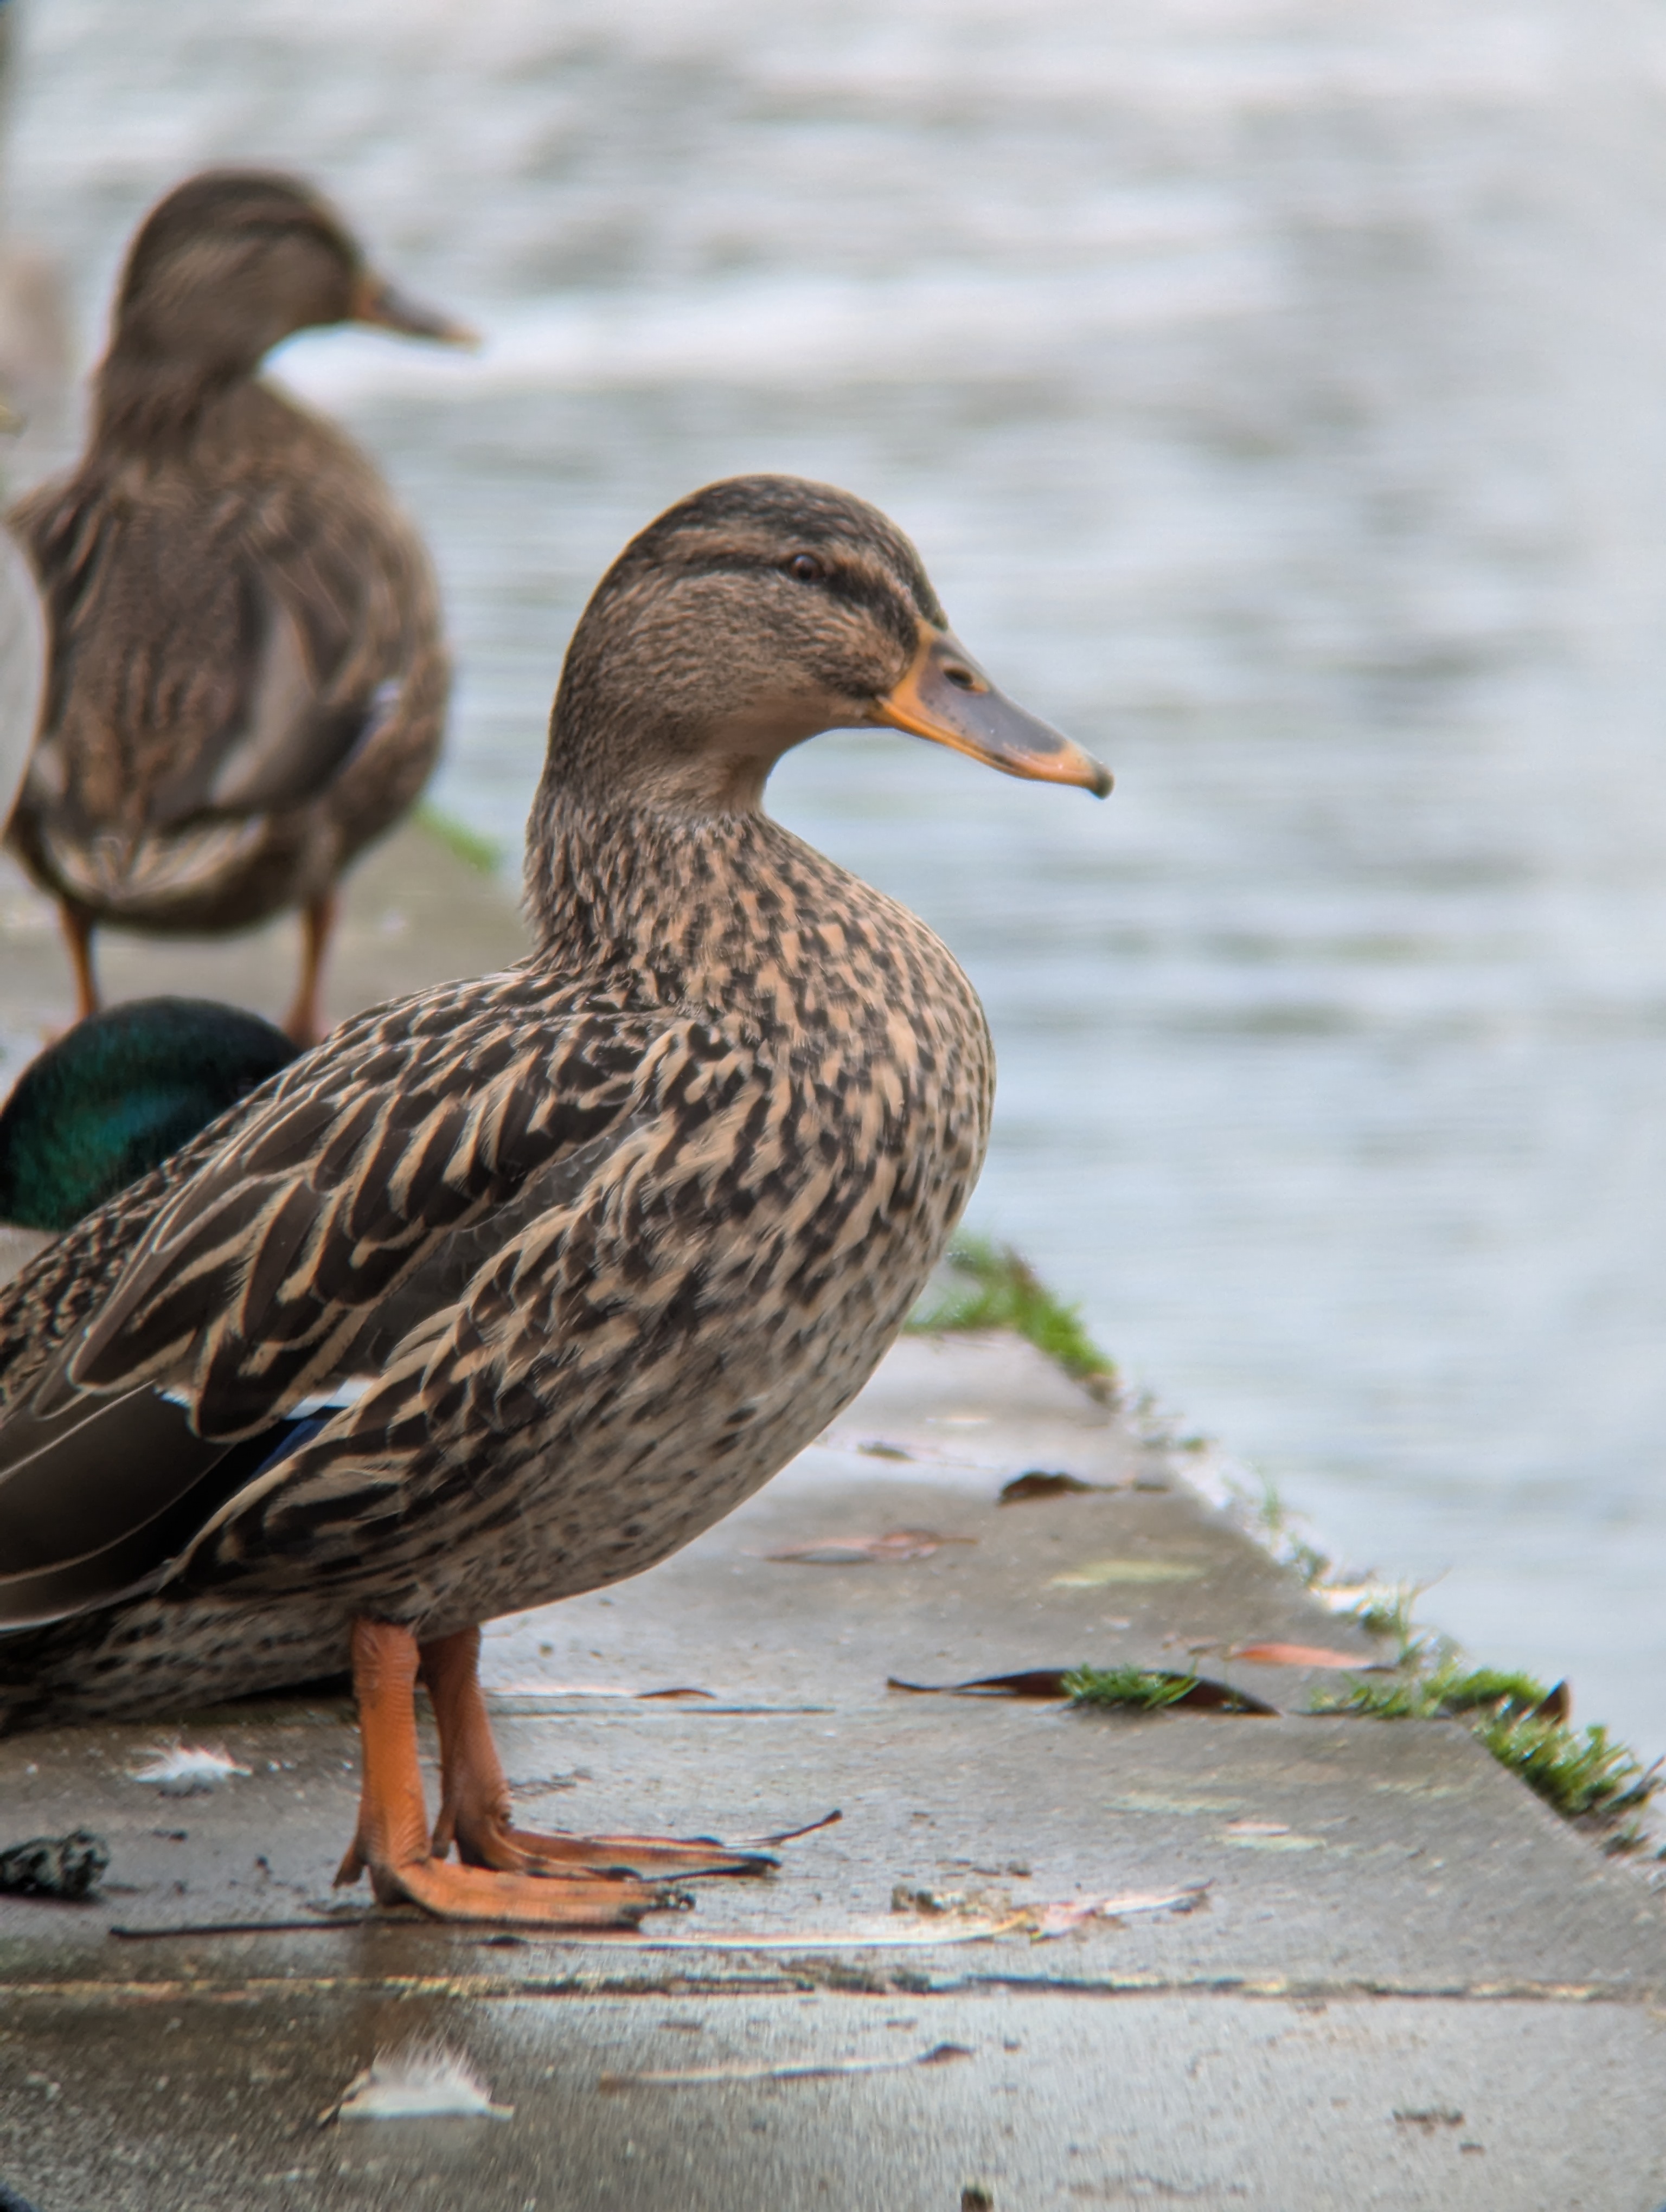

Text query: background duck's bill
(351, 274), (477, 349)
(872, 630), (1112, 796)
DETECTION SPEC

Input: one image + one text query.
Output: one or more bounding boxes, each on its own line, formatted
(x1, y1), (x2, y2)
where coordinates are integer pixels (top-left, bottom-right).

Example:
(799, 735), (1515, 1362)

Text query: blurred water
(9, 0), (1666, 1753)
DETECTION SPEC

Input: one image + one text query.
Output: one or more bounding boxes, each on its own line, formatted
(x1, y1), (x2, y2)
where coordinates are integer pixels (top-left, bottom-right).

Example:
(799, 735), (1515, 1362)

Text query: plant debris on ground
(887, 1665), (1277, 1714)
(914, 1240), (1659, 1847)
(909, 1237), (1116, 1397)
(1063, 1664), (1278, 1716)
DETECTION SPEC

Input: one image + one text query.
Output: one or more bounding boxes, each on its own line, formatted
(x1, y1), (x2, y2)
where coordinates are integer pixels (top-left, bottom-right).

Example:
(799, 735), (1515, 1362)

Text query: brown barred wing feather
(165, 1107), (715, 1599)
(29, 978), (669, 1441)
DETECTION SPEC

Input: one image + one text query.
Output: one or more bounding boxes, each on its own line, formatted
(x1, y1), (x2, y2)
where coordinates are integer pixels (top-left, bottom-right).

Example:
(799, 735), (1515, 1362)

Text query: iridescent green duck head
(0, 997), (298, 1233)
(97, 169), (473, 443)
(536, 474), (1113, 826)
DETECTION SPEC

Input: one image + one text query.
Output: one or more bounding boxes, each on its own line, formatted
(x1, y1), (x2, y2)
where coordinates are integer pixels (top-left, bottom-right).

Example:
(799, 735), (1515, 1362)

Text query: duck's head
(0, 997), (298, 1234)
(541, 475), (1112, 821)
(99, 169), (471, 424)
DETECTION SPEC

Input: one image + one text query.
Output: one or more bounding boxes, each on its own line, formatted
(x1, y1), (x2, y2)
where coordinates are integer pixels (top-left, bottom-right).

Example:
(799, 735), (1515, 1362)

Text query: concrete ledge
(3, 1334), (1665, 2209)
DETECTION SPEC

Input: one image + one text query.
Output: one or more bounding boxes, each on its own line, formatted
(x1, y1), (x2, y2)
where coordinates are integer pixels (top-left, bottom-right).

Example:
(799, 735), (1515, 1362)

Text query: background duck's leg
(58, 898), (98, 1020)
(337, 1616), (655, 1927)
(283, 886), (338, 1048)
(420, 1624), (776, 1879)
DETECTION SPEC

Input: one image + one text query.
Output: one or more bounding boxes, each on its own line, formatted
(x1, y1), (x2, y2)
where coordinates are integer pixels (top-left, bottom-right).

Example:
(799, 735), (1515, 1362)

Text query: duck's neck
(527, 794), (808, 1008)
(93, 338), (252, 455)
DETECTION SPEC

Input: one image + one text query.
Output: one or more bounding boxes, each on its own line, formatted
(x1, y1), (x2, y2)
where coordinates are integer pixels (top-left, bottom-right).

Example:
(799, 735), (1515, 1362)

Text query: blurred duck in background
(5, 170), (474, 1045)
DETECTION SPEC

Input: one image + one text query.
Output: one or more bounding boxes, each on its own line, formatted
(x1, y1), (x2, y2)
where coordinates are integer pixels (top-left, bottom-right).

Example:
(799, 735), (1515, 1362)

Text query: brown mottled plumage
(0, 475), (1109, 1925)
(4, 170), (471, 1043)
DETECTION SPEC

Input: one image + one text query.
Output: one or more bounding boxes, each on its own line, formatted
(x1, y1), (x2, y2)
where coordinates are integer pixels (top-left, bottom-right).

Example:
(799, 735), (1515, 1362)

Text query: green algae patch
(909, 1238), (1116, 1398)
(1474, 1712), (1654, 1824)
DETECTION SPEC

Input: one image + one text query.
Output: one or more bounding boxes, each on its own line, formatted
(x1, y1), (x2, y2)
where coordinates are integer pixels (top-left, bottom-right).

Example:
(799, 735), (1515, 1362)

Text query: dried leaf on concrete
(888, 1669), (1074, 1699)
(997, 1471), (1108, 1504)
(1067, 1666), (1280, 1716)
(1228, 1642), (1379, 1670)
(887, 1666), (1278, 1713)
(729, 1809), (843, 1849)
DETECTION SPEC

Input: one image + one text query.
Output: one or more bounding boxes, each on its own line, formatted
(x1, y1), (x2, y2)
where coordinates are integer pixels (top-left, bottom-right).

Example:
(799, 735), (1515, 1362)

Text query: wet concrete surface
(4, 1335), (1666, 2209)
(2, 835), (1664, 2207)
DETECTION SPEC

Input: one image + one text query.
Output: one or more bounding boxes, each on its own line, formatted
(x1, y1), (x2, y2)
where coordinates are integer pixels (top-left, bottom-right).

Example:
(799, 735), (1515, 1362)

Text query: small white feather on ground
(330, 2046), (514, 2124)
(127, 1742), (252, 1796)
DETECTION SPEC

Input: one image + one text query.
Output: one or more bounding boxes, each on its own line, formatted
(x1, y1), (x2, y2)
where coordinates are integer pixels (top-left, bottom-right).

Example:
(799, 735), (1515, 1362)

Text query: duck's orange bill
(352, 271), (479, 349)
(870, 625), (1112, 797)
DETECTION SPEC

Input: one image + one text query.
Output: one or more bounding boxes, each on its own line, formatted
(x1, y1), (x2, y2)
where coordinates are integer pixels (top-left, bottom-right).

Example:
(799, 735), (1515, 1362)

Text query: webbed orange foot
(417, 1626), (781, 1885)
(443, 1811), (777, 1882)
(368, 1855), (657, 1928)
(339, 1617), (658, 1929)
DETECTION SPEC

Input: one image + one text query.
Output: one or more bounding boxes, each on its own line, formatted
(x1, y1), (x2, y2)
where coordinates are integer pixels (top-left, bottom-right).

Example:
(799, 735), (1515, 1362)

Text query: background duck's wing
(9, 401), (444, 891)
(143, 410), (446, 832)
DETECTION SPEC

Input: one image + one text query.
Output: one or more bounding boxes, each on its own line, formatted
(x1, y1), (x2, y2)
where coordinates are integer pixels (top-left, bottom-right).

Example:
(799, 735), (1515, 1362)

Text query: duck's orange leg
(59, 899), (99, 1021)
(334, 1617), (656, 1927)
(419, 1625), (777, 1880)
(282, 888), (338, 1049)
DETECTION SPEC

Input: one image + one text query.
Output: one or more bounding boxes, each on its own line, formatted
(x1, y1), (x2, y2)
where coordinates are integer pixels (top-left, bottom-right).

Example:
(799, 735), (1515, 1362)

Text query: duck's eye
(785, 552), (828, 584)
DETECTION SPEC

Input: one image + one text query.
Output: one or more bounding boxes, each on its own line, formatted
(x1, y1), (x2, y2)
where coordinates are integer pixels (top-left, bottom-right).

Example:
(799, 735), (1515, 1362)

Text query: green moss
(909, 1237), (1116, 1396)
(416, 802), (505, 876)
(1438, 1667), (1555, 1715)
(1472, 1713), (1655, 1823)
(1062, 1664), (1196, 1712)
(1316, 1660), (1659, 1829)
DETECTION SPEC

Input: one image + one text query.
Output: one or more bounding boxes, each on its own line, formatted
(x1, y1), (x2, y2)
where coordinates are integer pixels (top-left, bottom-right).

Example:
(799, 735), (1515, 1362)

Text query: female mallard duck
(5, 169), (472, 1046)
(0, 475), (1110, 1928)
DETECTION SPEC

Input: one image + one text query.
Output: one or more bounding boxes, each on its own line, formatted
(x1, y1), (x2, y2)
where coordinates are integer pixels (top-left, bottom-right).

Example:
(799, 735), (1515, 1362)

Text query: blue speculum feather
(0, 997), (298, 1231)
